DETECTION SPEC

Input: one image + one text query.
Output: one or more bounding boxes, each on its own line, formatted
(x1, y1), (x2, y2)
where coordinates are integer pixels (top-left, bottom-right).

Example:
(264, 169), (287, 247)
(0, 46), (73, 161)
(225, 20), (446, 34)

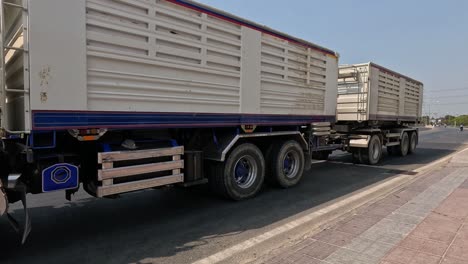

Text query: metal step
(312, 131), (331, 136)
(97, 174), (183, 197)
(311, 126), (331, 132)
(386, 133), (401, 138)
(96, 146), (184, 197)
(311, 122), (331, 127)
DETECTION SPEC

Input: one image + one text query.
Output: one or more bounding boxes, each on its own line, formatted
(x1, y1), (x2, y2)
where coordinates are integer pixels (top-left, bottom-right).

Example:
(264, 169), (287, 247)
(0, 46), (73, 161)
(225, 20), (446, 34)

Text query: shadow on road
(1, 128), (467, 264)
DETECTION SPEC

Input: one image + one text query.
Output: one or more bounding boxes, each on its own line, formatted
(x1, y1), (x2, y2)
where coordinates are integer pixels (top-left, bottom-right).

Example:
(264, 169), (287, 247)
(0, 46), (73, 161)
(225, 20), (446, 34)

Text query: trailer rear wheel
(267, 140), (305, 188)
(208, 143), (265, 200)
(362, 135), (382, 165)
(398, 132), (410, 156)
(408, 132), (418, 154)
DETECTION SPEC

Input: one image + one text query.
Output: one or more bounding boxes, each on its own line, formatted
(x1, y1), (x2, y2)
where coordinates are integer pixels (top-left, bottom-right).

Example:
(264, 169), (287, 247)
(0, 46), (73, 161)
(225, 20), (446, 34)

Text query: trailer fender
(349, 135), (371, 148)
(204, 131), (308, 162)
(395, 128), (418, 140)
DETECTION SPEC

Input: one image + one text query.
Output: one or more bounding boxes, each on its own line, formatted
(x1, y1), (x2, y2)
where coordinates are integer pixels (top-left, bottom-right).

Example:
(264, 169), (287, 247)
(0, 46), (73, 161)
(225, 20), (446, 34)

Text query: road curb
(193, 146), (468, 264)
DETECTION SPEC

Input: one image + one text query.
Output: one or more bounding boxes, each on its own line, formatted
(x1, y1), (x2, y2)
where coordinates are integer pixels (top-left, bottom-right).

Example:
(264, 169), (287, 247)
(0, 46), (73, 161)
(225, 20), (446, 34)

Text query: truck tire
(362, 135), (382, 165)
(398, 132), (410, 156)
(208, 143), (265, 200)
(408, 132), (418, 154)
(267, 140), (305, 188)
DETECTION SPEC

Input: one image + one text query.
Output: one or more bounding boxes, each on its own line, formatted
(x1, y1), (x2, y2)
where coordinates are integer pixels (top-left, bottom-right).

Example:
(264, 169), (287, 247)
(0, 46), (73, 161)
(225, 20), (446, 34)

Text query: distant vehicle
(337, 63), (422, 164)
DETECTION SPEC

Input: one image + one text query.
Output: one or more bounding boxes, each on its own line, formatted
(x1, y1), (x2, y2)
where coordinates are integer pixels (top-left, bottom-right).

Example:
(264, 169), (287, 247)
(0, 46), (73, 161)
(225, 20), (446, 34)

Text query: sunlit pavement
(1, 127), (468, 264)
(257, 137), (468, 264)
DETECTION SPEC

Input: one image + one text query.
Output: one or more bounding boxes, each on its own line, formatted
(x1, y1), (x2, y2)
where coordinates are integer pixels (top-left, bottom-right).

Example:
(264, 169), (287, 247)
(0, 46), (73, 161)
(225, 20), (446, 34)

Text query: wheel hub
(234, 156), (257, 189)
(372, 141), (380, 160)
(283, 151), (299, 179)
(411, 136), (416, 149)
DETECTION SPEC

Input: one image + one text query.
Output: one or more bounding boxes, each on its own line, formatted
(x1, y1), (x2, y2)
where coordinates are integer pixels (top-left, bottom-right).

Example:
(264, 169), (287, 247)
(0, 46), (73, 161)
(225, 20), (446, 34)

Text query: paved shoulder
(256, 148), (468, 264)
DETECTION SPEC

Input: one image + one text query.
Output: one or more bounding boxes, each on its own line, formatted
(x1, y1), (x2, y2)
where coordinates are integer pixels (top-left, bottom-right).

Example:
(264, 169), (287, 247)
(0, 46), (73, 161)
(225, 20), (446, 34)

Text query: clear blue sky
(196, 0), (468, 117)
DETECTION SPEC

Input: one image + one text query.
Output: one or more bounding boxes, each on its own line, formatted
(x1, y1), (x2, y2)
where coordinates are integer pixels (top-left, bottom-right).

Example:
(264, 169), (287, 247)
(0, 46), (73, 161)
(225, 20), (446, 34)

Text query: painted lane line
(193, 146), (468, 264)
(192, 174), (412, 264)
(414, 146), (468, 173)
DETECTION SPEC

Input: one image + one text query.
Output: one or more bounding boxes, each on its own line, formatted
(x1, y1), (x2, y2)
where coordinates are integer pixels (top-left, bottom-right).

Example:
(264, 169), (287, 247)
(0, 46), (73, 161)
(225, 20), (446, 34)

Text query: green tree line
(444, 115), (468, 126)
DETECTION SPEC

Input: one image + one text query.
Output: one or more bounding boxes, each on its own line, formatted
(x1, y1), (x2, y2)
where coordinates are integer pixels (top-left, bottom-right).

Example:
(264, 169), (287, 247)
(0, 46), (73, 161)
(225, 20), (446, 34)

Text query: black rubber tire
(267, 140), (305, 188)
(398, 132), (410, 157)
(207, 143), (265, 200)
(361, 135), (382, 165)
(408, 132), (418, 154)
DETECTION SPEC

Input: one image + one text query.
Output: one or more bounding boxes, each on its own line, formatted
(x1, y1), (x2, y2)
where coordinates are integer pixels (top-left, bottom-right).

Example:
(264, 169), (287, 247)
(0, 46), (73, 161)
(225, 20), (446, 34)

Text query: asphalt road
(1, 127), (468, 264)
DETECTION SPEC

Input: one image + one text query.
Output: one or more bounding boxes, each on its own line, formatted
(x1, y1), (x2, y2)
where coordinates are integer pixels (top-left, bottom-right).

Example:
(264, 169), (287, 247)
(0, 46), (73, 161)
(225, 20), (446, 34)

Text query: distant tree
(455, 115), (468, 126)
(444, 115), (455, 125)
(421, 116), (430, 125)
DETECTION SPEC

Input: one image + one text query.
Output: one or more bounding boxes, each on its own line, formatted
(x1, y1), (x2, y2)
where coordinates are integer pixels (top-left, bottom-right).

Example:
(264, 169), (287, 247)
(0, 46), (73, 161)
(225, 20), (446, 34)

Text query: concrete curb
(193, 146), (468, 264)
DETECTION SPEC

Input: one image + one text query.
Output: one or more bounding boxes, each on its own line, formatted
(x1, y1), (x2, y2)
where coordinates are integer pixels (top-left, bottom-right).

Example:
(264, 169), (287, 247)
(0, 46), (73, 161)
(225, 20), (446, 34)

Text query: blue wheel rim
(233, 155), (257, 189)
(282, 151), (299, 179)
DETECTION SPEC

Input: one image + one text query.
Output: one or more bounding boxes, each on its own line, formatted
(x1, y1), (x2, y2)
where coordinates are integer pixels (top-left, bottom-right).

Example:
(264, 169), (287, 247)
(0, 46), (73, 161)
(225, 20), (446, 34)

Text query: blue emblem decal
(42, 163), (79, 192)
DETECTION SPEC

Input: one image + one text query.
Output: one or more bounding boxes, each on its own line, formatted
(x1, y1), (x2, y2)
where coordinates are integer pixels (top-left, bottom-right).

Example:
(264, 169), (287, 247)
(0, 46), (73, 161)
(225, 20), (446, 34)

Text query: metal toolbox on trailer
(336, 62), (423, 123)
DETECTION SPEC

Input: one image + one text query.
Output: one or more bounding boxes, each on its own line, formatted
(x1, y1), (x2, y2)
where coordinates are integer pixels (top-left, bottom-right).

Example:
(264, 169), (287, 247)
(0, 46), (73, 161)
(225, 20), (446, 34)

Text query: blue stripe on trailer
(32, 111), (335, 130)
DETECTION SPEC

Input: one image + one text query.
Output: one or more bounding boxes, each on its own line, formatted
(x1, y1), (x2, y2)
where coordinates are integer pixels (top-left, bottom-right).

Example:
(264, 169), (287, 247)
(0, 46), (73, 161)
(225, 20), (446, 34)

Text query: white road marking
(415, 146), (468, 173)
(193, 146), (468, 264)
(192, 174), (411, 264)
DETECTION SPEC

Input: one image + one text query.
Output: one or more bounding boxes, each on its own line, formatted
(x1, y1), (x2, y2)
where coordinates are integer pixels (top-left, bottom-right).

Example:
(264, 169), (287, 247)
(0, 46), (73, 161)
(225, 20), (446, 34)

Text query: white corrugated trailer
(2, 0), (338, 132)
(337, 62), (423, 123)
(0, 0), (340, 242)
(328, 62), (424, 166)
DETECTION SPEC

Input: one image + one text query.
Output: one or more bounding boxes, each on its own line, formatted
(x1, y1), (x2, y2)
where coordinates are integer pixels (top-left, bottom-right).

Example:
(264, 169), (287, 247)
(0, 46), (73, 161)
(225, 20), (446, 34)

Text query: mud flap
(0, 182), (7, 216)
(6, 183), (31, 244)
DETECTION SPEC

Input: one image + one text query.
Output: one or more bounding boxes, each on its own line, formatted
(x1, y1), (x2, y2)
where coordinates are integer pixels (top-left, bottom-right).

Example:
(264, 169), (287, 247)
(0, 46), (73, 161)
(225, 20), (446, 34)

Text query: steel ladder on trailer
(0, 0), (31, 244)
(356, 67), (369, 122)
(338, 66), (368, 122)
(0, 0), (30, 135)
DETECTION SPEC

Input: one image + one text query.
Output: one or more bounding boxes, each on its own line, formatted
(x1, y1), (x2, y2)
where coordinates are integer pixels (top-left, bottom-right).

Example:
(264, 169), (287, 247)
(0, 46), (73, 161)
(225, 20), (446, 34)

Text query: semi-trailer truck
(0, 0), (422, 243)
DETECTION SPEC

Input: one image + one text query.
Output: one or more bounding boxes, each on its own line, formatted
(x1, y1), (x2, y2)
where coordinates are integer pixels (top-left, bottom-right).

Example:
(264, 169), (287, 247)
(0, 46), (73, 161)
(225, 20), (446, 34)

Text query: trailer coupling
(1, 175), (31, 244)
